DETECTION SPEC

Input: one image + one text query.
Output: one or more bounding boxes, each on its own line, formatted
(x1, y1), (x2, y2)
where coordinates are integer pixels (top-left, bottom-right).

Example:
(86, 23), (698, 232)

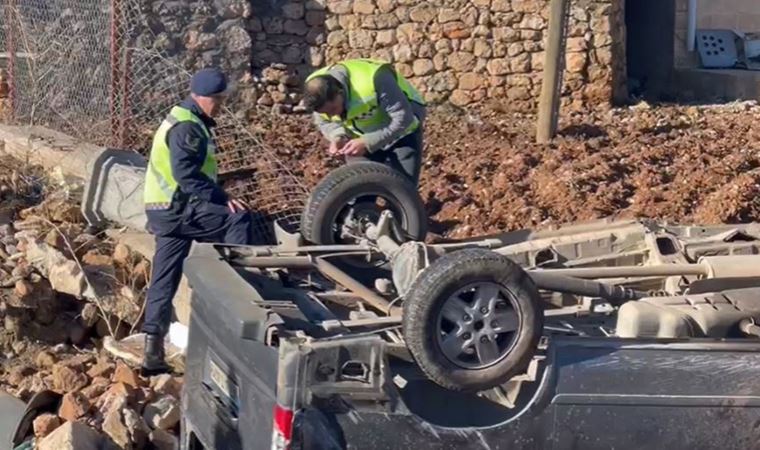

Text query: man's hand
(341, 138), (368, 157)
(227, 198), (249, 213)
(328, 137), (349, 156)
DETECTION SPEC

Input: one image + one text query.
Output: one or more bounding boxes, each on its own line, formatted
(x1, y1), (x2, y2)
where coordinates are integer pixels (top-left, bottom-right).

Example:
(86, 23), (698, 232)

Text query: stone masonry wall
(138, 0), (626, 113)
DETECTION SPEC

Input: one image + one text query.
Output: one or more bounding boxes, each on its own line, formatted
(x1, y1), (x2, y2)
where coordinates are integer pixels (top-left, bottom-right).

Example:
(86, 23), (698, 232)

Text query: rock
(52, 364), (89, 393)
(327, 0), (352, 14)
(412, 59), (434, 76)
(306, 0), (326, 10)
(87, 359), (116, 379)
(520, 15), (546, 30)
(493, 27), (521, 43)
(150, 429), (179, 450)
(61, 353), (96, 370)
(218, 0), (251, 19)
(33, 413), (61, 438)
(25, 240), (87, 298)
(97, 383), (135, 413)
(282, 2), (305, 19)
(349, 30), (374, 49)
(37, 421), (105, 450)
(7, 365), (34, 386)
(376, 0), (396, 13)
(113, 361), (141, 388)
(409, 4), (436, 24)
(44, 229), (64, 250)
(566, 52), (587, 73)
(487, 58), (510, 76)
(353, 0), (375, 14)
(143, 395), (181, 430)
(393, 44), (414, 63)
(284, 19), (308, 36)
(82, 250), (113, 267)
(102, 397), (131, 448)
(447, 52), (476, 72)
(111, 244), (131, 267)
(282, 46), (304, 64)
(59, 391), (90, 422)
(36, 350), (57, 369)
(81, 377), (110, 400)
(186, 30), (218, 52)
(458, 72), (485, 90)
(151, 375), (182, 399)
(510, 53), (531, 73)
(395, 63), (413, 78)
(80, 303), (101, 328)
(443, 22), (470, 39)
(10, 279), (35, 308)
(438, 8), (460, 23)
(305, 10), (326, 26)
(376, 30), (396, 46)
(123, 407), (151, 449)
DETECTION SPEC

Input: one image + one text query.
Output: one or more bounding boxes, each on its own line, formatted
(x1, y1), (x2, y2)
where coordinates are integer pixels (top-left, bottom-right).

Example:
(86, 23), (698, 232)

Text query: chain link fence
(1, 0), (308, 238)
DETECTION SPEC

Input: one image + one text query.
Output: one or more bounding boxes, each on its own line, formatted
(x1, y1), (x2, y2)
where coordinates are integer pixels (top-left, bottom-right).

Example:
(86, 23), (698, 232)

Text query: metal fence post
(110, 0), (123, 147)
(4, 0), (17, 120)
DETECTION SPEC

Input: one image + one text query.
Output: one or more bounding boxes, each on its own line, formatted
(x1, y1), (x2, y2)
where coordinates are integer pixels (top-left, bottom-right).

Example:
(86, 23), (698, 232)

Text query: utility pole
(536, 0), (569, 144)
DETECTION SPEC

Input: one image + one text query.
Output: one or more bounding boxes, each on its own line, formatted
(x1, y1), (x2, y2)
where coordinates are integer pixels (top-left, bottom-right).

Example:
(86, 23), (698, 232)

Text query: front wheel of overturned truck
(403, 249), (544, 392)
(300, 161), (427, 247)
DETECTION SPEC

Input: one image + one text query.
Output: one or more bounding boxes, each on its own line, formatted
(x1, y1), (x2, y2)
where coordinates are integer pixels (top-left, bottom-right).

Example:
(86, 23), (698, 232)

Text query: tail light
(271, 404), (295, 450)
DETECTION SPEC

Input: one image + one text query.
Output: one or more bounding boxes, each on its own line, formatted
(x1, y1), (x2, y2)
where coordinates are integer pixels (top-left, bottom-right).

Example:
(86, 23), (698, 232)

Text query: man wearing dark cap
(141, 67), (252, 375)
(303, 59), (427, 186)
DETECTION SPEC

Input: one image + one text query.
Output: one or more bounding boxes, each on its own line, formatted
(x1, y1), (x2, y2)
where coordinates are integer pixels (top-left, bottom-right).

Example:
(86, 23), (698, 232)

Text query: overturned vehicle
(181, 162), (760, 450)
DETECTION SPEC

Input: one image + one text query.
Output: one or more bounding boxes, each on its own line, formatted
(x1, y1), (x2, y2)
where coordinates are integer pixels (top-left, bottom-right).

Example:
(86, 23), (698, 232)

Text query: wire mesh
(1, 0), (308, 240)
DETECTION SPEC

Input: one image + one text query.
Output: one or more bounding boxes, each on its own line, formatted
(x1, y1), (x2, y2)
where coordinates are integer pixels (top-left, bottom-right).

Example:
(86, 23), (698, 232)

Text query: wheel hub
(436, 282), (521, 370)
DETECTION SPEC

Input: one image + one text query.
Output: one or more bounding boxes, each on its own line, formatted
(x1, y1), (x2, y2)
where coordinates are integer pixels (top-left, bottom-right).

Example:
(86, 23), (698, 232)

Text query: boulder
(33, 413), (61, 438)
(143, 395), (181, 430)
(59, 391), (91, 422)
(52, 364), (89, 393)
(113, 361), (142, 388)
(37, 421), (105, 450)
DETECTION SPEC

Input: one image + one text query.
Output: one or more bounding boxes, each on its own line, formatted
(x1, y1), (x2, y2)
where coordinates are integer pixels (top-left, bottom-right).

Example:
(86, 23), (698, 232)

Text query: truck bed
(180, 243), (760, 450)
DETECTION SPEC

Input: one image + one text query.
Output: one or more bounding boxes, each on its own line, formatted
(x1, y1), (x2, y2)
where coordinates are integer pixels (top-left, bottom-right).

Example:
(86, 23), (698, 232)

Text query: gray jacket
(312, 65), (426, 153)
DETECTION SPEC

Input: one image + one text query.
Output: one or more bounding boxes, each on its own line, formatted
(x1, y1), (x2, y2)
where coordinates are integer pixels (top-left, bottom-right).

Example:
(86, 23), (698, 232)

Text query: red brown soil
(257, 100), (760, 239)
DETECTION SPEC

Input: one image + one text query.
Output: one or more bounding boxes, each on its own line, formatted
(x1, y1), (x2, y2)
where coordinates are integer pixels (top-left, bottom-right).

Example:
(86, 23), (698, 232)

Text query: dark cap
(190, 68), (228, 97)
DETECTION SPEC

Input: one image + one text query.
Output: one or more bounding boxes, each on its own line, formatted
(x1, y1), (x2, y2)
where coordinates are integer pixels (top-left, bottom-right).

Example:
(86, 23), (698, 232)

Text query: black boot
(141, 333), (171, 377)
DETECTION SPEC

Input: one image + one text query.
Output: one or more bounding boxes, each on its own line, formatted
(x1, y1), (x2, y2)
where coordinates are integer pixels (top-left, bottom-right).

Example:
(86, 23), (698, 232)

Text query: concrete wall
(139, 0), (627, 113)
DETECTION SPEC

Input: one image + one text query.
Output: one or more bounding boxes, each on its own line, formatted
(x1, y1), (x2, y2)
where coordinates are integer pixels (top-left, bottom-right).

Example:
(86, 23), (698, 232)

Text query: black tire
(300, 161), (427, 245)
(402, 249), (543, 392)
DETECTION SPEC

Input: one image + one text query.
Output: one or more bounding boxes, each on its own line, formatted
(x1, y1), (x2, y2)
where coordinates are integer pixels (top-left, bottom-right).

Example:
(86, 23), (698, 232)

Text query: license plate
(208, 357), (239, 405)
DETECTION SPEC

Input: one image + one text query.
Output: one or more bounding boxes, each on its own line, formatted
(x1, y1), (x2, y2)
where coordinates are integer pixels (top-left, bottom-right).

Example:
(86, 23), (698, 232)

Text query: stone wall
(138, 0), (626, 112)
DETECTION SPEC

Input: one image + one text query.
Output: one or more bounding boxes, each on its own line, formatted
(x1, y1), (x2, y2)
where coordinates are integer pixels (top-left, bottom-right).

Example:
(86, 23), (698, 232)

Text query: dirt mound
(260, 100), (760, 239)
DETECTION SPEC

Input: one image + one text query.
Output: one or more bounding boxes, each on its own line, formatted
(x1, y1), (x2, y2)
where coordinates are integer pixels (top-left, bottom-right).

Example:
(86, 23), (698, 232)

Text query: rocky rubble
(0, 157), (183, 448)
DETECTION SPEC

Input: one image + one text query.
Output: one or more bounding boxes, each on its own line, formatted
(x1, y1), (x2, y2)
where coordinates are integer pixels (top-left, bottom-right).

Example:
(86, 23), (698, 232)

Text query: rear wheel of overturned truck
(403, 249), (543, 392)
(300, 161), (427, 270)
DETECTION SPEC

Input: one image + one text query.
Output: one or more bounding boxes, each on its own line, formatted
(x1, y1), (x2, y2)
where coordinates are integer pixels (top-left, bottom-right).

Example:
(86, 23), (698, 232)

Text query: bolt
(480, 307), (488, 314)
(462, 332), (472, 340)
(463, 314), (472, 322)
(480, 336), (489, 343)
(491, 321), (499, 328)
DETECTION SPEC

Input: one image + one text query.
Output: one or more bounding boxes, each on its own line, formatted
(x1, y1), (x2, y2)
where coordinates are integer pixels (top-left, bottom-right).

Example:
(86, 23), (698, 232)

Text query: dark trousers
(142, 201), (252, 336)
(347, 128), (423, 186)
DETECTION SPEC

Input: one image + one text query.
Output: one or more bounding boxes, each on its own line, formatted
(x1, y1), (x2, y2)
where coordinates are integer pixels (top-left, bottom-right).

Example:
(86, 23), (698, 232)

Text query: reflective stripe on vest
(307, 59), (426, 140)
(143, 106), (218, 208)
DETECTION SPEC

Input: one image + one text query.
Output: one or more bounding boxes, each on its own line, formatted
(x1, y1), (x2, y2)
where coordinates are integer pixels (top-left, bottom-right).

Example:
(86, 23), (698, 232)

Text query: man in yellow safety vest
(303, 59), (427, 186)
(141, 68), (252, 375)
